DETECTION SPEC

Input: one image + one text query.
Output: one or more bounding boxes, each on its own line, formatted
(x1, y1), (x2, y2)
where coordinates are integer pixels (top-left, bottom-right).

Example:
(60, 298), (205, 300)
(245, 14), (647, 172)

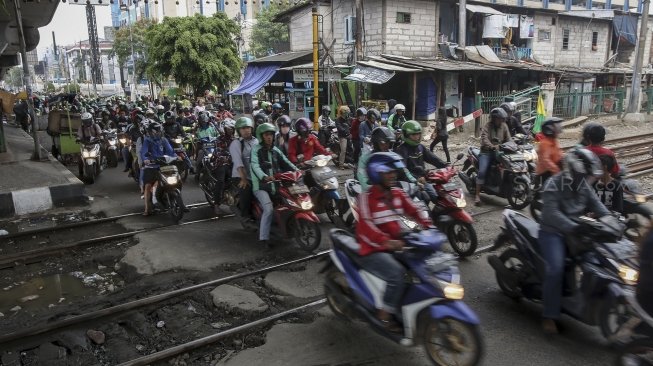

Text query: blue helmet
(366, 152), (405, 185)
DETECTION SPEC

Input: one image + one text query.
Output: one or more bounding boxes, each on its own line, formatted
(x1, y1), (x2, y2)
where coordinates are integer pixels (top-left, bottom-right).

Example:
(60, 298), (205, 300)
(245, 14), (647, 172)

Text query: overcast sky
(36, 4), (113, 58)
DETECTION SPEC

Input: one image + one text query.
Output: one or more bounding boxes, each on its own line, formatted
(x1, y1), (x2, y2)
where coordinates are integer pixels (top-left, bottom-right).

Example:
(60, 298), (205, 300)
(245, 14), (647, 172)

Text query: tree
(145, 14), (242, 96)
(3, 67), (23, 90)
(249, 4), (290, 58)
(111, 19), (156, 89)
(45, 82), (56, 93)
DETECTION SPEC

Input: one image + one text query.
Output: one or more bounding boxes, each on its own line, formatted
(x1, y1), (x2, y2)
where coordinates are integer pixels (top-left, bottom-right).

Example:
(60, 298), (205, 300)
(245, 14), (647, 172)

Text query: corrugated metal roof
(378, 55), (506, 71)
(465, 4), (504, 15)
(278, 62), (351, 71)
(357, 59), (423, 72)
(248, 51), (313, 64)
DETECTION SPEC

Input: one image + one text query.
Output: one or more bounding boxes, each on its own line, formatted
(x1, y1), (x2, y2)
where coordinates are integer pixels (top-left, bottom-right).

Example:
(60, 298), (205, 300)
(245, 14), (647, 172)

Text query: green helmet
(401, 120), (422, 146)
(256, 122), (278, 141)
(235, 117), (254, 130)
(260, 101), (271, 110)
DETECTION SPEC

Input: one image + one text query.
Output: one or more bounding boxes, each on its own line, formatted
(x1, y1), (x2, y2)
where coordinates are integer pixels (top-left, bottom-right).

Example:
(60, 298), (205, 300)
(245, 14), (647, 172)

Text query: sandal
(474, 198), (483, 206)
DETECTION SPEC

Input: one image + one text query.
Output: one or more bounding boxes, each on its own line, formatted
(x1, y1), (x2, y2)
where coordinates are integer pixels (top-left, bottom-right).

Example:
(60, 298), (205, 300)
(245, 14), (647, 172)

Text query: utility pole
(458, 0), (467, 49)
(628, 0), (650, 113)
(312, 6), (320, 131)
(13, 0), (40, 161)
(354, 0), (363, 106)
(86, 3), (102, 96)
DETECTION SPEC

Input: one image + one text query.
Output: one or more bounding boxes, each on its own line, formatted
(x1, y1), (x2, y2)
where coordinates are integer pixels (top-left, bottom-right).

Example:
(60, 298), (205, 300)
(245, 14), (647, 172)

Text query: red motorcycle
(425, 157), (478, 257)
(251, 171), (322, 252)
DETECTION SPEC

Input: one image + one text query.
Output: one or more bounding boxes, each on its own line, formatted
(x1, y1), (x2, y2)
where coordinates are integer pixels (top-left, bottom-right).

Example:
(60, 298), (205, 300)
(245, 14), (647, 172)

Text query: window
(592, 31), (598, 51)
(551, 17), (556, 25)
(562, 29), (570, 50)
(538, 30), (551, 41)
(397, 12), (411, 23)
(344, 16), (356, 44)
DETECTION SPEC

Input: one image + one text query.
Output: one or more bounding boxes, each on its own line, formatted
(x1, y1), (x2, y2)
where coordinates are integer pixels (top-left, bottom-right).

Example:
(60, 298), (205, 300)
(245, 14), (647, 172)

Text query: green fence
(475, 86), (541, 126)
(552, 87), (625, 118)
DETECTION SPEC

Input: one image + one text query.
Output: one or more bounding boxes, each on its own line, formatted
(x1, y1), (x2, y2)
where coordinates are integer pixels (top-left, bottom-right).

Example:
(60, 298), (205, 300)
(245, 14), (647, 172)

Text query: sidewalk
(0, 123), (86, 217)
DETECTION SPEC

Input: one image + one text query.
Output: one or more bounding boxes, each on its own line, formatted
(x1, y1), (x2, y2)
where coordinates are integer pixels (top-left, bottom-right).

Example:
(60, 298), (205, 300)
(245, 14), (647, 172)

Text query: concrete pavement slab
(264, 261), (324, 299)
(120, 221), (270, 274)
(210, 285), (268, 313)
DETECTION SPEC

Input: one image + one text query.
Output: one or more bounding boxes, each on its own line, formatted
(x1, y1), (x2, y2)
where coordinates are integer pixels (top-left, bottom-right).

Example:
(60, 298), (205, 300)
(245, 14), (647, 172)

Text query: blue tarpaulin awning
(613, 15), (637, 46)
(229, 63), (282, 95)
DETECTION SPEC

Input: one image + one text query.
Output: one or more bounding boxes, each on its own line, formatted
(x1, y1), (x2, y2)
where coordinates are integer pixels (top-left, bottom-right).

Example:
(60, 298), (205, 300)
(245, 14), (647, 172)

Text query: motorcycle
(168, 136), (190, 182)
(424, 156), (478, 257)
(195, 136), (217, 183)
(324, 226), (483, 366)
(117, 131), (128, 162)
(199, 150), (235, 211)
(458, 141), (532, 209)
(102, 129), (119, 168)
(301, 154), (341, 224)
(512, 133), (538, 185)
(488, 210), (640, 340)
(147, 156), (185, 222)
(77, 136), (105, 184)
(242, 170), (322, 252)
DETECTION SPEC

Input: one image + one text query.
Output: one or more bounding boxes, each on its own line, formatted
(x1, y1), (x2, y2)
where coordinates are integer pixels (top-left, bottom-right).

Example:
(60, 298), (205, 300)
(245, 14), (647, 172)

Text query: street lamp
(120, 1), (137, 101)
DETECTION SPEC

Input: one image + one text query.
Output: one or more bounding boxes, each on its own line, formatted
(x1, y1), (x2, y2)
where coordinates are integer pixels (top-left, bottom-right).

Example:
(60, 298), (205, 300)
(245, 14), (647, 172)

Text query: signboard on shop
(293, 68), (341, 82)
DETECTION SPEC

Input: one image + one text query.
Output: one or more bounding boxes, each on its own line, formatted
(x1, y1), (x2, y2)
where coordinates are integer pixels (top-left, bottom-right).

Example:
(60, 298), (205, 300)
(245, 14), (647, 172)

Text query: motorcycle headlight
(454, 196), (466, 208)
(109, 140), (116, 146)
(618, 264), (639, 285)
(635, 194), (647, 203)
(166, 176), (179, 185)
(174, 138), (182, 144)
(207, 153), (213, 159)
(301, 200), (314, 210)
(316, 159), (328, 167)
(89, 150), (98, 157)
(82, 151), (90, 158)
(440, 281), (465, 300)
(119, 138), (127, 144)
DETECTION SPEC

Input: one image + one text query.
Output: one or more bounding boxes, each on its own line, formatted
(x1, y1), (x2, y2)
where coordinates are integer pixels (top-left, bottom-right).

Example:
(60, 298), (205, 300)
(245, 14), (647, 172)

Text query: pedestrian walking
(429, 108), (450, 163)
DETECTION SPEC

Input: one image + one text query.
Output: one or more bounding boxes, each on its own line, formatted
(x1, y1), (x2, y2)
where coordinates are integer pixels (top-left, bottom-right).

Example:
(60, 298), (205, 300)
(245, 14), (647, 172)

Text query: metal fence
(551, 87), (625, 118)
(475, 86), (540, 125)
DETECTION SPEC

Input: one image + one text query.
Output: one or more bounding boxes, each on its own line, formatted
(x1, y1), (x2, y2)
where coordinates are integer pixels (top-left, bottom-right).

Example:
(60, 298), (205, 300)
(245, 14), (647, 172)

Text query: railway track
(561, 131), (653, 151)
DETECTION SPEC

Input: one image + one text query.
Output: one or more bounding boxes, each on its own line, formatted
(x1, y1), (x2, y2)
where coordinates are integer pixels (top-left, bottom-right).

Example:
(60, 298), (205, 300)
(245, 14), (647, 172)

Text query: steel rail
(0, 215), (232, 269)
(117, 299), (327, 366)
(561, 132), (653, 151)
(0, 202), (210, 240)
(0, 250), (330, 345)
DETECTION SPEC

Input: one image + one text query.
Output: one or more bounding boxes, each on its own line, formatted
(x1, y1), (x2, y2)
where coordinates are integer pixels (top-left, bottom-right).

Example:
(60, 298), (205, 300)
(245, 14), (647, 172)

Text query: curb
(0, 131), (87, 218)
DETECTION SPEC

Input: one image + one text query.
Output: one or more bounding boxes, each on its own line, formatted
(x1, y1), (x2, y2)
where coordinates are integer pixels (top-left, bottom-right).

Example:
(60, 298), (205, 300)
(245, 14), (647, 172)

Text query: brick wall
(552, 16), (611, 68)
(384, 0), (437, 57)
(289, 4), (332, 52)
(531, 13), (558, 65)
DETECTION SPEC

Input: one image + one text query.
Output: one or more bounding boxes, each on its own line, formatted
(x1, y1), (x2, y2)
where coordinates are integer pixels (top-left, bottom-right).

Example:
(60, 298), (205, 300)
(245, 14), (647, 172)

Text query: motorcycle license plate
(442, 182), (459, 191)
(288, 185), (309, 195)
(509, 154), (524, 161)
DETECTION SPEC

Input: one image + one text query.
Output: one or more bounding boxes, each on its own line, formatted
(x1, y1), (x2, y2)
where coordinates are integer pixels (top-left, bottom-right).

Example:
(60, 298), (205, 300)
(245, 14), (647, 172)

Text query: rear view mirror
(456, 153), (464, 160)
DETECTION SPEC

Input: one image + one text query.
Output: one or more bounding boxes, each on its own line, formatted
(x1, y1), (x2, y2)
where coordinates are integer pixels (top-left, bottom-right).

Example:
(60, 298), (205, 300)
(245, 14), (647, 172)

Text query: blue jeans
(254, 190), (273, 241)
(423, 181), (438, 203)
(477, 152), (494, 185)
(538, 230), (566, 319)
(358, 252), (406, 314)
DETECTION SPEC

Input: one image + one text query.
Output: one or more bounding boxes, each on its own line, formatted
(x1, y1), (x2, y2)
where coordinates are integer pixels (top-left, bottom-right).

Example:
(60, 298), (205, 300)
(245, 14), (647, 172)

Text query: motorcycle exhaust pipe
(487, 254), (520, 289)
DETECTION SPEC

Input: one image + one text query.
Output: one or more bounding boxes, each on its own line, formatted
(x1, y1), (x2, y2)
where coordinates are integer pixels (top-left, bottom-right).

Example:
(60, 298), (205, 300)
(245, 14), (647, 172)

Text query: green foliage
(111, 19), (156, 83)
(250, 3), (290, 57)
(45, 82), (55, 93)
(4, 67), (23, 89)
(62, 83), (81, 93)
(145, 14), (242, 96)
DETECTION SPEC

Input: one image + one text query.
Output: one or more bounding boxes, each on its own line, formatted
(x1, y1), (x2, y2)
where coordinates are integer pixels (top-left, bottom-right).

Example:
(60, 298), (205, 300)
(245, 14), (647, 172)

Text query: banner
(293, 68), (341, 83)
(520, 15), (535, 39)
(532, 93), (546, 134)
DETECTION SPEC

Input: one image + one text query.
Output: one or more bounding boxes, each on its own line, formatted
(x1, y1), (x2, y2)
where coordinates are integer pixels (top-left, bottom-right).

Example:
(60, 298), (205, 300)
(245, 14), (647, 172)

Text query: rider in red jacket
(355, 152), (432, 332)
(288, 117), (329, 164)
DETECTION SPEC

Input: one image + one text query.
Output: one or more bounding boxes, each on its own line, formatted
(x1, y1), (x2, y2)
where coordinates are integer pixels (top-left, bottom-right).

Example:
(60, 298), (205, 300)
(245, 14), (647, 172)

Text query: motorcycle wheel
(293, 218), (322, 252)
(324, 269), (351, 321)
(325, 198), (340, 224)
(423, 317), (483, 366)
(168, 191), (185, 223)
(529, 191), (542, 222)
(599, 295), (631, 340)
(465, 168), (477, 195)
(507, 180), (532, 210)
(496, 248), (525, 300)
(107, 150), (118, 168)
(83, 165), (95, 184)
(446, 221), (478, 258)
(615, 339), (653, 366)
(132, 161), (140, 184)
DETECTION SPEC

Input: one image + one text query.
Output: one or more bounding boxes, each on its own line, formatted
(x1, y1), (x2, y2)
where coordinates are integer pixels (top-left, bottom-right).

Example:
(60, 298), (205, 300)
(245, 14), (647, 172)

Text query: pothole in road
(0, 273), (93, 314)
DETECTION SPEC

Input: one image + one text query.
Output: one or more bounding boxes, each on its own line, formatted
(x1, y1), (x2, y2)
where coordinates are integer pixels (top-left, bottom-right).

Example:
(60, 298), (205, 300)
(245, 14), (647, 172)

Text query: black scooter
(489, 210), (639, 340)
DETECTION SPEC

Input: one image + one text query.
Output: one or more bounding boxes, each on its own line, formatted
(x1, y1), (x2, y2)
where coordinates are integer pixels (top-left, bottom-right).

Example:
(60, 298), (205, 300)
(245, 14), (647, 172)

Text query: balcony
(492, 46), (533, 61)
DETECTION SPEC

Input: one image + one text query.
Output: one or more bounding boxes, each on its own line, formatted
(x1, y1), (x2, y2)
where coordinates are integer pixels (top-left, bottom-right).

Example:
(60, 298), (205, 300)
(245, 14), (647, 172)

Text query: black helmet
(490, 107), (508, 121)
(356, 107), (367, 117)
(164, 111), (175, 123)
(370, 126), (395, 151)
(272, 103), (282, 110)
(367, 108), (381, 122)
(499, 102), (516, 114)
(254, 112), (268, 126)
(541, 117), (564, 137)
(276, 115), (292, 127)
(584, 123), (606, 145)
(198, 111), (210, 124)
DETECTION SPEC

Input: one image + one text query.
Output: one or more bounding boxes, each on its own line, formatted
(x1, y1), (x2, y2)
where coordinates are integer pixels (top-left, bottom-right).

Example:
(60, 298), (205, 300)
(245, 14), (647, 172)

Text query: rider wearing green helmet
(395, 120), (447, 204)
(229, 116), (259, 227)
(250, 123), (297, 247)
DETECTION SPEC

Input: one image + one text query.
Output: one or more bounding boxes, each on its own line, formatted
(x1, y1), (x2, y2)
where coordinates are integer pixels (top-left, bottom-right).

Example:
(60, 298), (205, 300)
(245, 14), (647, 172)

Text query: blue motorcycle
(324, 225), (483, 366)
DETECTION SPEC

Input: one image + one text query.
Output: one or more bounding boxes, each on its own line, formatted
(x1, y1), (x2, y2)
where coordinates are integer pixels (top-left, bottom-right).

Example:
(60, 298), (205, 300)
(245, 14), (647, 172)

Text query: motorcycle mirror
(456, 153), (464, 160)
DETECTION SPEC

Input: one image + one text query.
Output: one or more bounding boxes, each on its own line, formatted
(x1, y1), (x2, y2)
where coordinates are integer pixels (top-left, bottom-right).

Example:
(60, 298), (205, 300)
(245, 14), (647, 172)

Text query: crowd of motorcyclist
(64, 92), (653, 353)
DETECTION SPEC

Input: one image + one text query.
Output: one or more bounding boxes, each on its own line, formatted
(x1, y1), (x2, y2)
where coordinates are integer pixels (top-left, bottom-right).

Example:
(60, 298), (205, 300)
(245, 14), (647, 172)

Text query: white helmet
(156, 104), (164, 111)
(395, 104), (406, 111)
(223, 118), (236, 130)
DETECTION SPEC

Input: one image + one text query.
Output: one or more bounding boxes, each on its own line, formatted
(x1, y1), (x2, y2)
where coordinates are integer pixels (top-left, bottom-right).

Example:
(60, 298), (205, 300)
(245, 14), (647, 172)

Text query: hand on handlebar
(263, 176), (275, 183)
(384, 239), (405, 251)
